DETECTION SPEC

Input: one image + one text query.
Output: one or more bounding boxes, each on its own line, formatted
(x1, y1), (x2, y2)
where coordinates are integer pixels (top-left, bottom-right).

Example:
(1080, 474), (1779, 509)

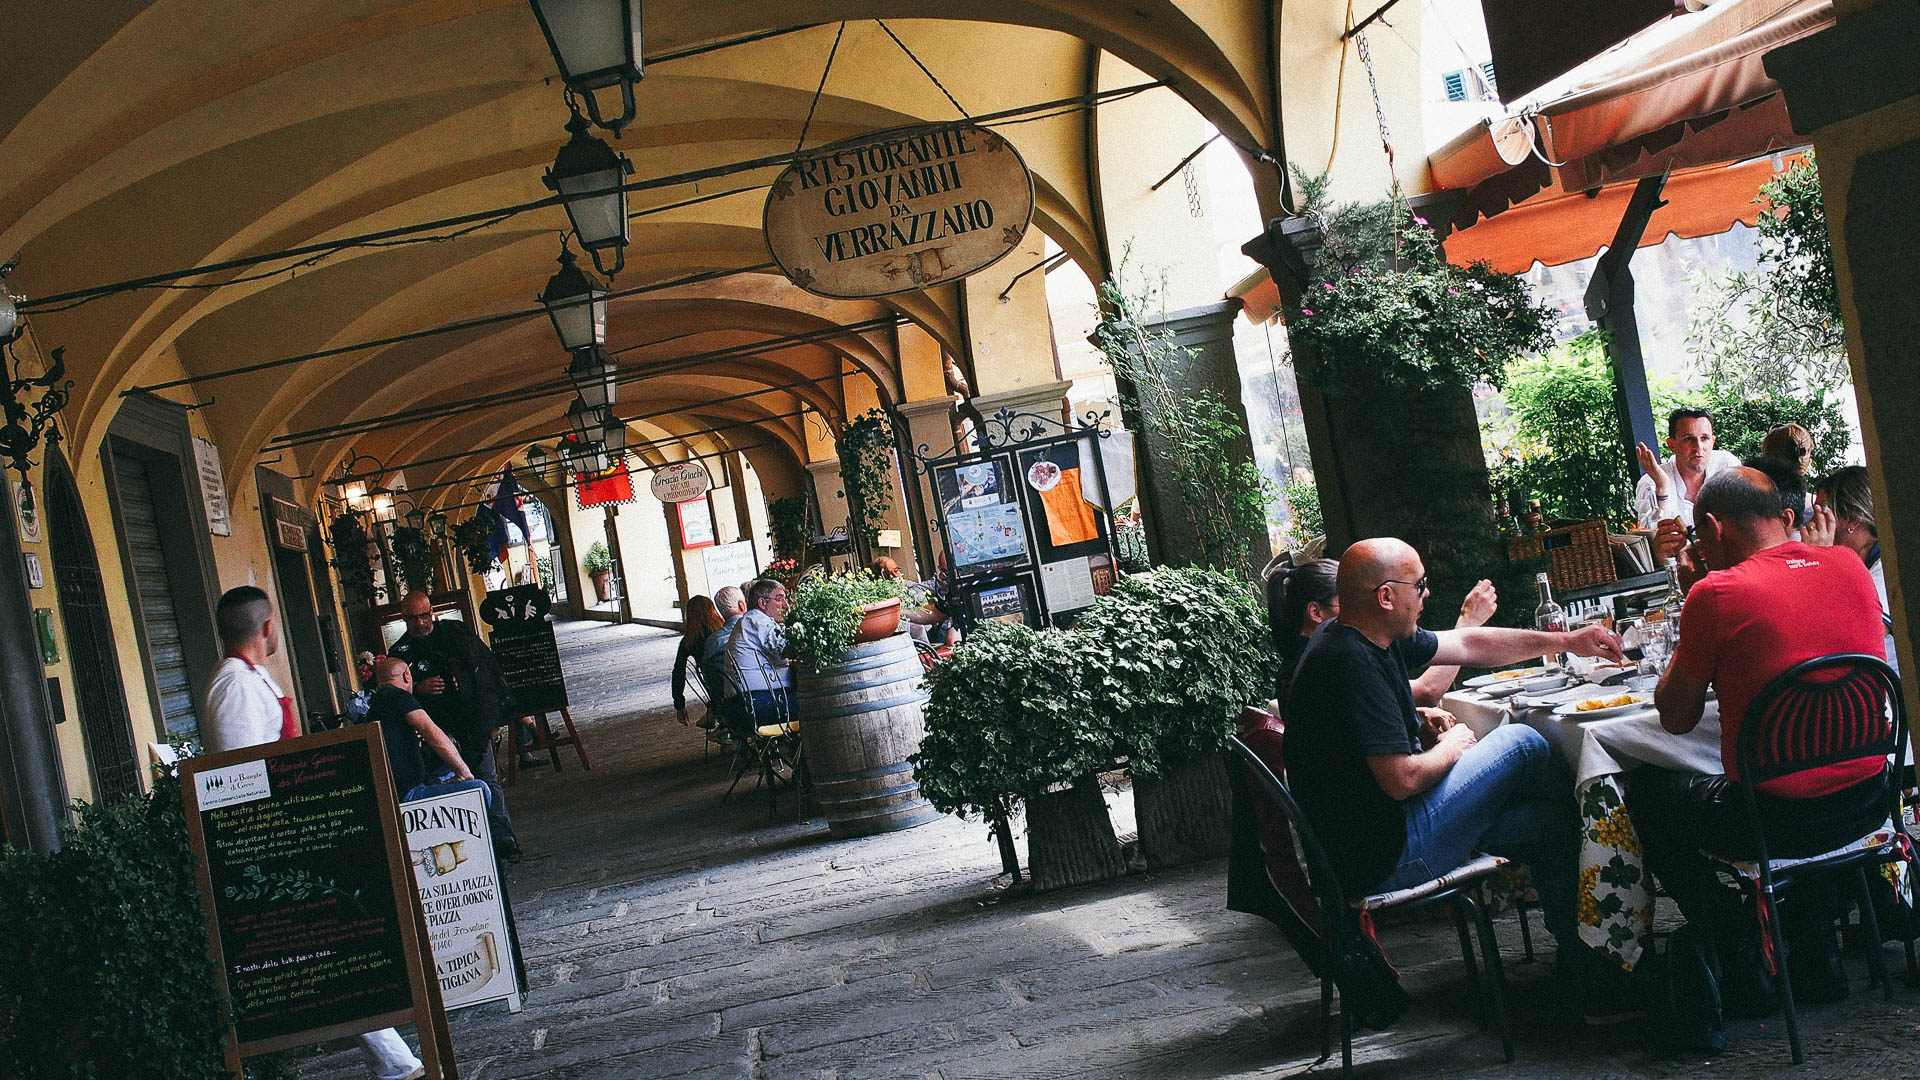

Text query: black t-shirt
(1282, 621), (1439, 896)
(367, 685), (430, 796)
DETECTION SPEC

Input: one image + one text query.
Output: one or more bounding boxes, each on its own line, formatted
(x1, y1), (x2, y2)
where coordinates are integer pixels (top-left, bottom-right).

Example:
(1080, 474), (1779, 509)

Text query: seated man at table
(726, 578), (797, 731)
(1285, 538), (1625, 1007)
(1628, 467), (1891, 1020)
(1635, 407), (1742, 529)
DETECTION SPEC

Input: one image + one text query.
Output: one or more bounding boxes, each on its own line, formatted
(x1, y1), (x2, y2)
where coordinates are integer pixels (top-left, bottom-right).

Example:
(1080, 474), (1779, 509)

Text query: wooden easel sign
(179, 725), (458, 1079)
(402, 787), (524, 1012)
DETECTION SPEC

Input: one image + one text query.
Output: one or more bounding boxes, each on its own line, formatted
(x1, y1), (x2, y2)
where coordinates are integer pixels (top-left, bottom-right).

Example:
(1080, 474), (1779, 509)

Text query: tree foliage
(1487, 332), (1638, 528)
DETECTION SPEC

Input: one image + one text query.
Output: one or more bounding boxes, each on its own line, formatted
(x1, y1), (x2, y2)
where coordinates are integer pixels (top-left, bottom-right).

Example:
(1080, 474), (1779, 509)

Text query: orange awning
(1427, 0), (1828, 257)
(1444, 152), (1803, 273)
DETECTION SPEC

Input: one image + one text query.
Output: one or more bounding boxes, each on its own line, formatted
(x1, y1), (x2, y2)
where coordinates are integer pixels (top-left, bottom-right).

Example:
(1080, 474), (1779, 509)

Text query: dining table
(1442, 671), (1721, 971)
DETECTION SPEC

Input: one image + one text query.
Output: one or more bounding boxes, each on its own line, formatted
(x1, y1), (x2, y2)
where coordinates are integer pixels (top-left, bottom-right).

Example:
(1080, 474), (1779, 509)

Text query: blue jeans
(405, 776), (493, 808)
(744, 687), (798, 729)
(1374, 723), (1580, 945)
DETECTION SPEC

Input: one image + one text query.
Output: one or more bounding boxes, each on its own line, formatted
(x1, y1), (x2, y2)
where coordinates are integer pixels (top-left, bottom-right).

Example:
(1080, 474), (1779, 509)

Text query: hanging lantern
(527, 0), (644, 133)
(369, 486), (396, 523)
(567, 346), (618, 412)
(539, 246), (608, 352)
(601, 412), (627, 459)
(566, 396), (608, 445)
(525, 443), (551, 481)
(428, 511), (449, 540)
(544, 111), (633, 276)
(342, 480), (370, 510)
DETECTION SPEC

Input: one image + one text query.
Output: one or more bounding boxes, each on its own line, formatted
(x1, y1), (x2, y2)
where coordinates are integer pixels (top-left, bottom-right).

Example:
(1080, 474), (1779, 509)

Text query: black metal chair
(1703, 652), (1914, 1065)
(1228, 734), (1516, 1077)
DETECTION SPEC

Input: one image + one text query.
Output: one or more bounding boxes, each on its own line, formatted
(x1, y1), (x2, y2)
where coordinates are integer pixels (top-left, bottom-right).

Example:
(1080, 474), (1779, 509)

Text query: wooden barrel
(796, 629), (940, 837)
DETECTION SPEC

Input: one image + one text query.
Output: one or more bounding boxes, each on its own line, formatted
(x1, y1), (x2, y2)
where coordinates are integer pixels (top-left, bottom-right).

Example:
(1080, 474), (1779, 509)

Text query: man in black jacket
(389, 591), (521, 861)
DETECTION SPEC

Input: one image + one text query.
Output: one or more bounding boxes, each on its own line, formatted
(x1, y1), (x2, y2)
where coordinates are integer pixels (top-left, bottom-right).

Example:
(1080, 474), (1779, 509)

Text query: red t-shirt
(1670, 541), (1888, 796)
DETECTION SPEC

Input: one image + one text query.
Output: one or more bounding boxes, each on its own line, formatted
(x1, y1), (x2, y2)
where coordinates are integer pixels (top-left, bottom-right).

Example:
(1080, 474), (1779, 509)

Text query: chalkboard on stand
(491, 622), (568, 715)
(179, 725), (457, 1079)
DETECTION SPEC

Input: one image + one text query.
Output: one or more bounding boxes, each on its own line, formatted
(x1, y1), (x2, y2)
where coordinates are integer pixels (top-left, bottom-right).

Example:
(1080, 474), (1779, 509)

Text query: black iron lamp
(428, 511), (449, 540)
(600, 412), (627, 460)
(0, 269), (73, 514)
(369, 486), (397, 523)
(568, 345), (618, 412)
(525, 443), (551, 481)
(565, 396), (608, 444)
(528, 0), (644, 133)
(544, 111), (634, 276)
(405, 507), (428, 532)
(539, 245), (609, 352)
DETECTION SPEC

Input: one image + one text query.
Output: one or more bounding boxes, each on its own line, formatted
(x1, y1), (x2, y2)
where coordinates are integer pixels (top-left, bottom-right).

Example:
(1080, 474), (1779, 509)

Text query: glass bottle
(1534, 572), (1567, 670)
(1662, 556), (1687, 636)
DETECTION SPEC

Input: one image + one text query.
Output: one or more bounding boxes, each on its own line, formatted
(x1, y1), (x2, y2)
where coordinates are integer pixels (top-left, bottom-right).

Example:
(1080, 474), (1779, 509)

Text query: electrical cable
(1324, 0), (1357, 175)
(424, 442), (774, 518)
(263, 318), (900, 449)
(794, 23), (848, 154)
(47, 82), (1165, 323)
(128, 263), (774, 396)
(874, 20), (969, 118)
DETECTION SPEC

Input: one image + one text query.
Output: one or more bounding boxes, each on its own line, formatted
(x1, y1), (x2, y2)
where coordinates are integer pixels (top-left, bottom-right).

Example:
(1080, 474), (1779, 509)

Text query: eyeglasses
(1377, 576), (1429, 595)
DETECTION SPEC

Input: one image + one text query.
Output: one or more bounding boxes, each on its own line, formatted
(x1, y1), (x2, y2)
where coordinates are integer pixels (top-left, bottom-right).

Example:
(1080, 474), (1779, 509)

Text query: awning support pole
(1583, 170), (1669, 480)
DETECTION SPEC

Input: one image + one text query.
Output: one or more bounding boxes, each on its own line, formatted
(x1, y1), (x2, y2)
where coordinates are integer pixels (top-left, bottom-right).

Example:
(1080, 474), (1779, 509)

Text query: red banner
(575, 462), (634, 509)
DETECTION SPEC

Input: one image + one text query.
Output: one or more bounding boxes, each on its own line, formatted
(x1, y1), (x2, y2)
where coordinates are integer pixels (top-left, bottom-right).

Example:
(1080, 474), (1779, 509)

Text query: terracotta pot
(852, 597), (903, 642)
(591, 570), (614, 603)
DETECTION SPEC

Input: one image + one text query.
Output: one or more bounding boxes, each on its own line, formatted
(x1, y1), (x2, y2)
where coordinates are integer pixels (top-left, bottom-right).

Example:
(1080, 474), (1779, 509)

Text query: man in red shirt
(1629, 467), (1891, 1027)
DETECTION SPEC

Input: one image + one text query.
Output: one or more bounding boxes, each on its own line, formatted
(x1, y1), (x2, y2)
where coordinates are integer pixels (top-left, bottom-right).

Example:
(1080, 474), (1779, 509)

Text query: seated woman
(1266, 558), (1498, 707)
(672, 594), (727, 726)
(1807, 465), (1896, 671)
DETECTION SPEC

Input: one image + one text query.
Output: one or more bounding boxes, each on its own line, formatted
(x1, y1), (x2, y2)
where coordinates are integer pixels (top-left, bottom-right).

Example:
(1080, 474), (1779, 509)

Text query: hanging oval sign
(649, 461), (711, 504)
(763, 122), (1035, 300)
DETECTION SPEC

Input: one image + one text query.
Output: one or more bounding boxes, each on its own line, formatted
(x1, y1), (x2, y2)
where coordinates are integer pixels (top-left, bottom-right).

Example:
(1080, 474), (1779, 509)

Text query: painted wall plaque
(763, 122), (1035, 299)
(649, 460), (711, 504)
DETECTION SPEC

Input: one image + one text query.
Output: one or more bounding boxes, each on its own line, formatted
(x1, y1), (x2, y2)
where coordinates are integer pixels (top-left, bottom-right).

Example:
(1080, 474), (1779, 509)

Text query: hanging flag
(475, 504), (509, 562)
(488, 466), (531, 557)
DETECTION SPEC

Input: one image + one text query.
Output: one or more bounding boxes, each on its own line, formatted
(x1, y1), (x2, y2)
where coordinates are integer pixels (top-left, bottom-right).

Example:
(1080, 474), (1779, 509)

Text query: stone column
(1120, 300), (1267, 577)
(1766, 1), (1920, 711)
(895, 395), (961, 572)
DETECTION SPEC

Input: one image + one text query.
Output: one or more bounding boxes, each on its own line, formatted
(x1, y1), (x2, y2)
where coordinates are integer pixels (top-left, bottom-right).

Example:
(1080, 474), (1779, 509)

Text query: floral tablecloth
(1441, 687), (1722, 970)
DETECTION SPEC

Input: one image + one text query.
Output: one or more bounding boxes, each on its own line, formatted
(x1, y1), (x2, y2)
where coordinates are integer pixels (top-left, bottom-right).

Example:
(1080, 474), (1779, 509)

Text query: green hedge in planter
(0, 764), (294, 1079)
(1073, 567), (1276, 778)
(912, 621), (1108, 817)
(782, 569), (906, 672)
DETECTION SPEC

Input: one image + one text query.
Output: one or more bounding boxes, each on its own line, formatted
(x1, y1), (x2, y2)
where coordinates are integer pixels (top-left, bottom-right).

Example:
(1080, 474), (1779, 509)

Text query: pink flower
(1322, 282), (1335, 291)
(1413, 215), (1429, 226)
(1300, 309), (1315, 317)
(1448, 288), (1460, 296)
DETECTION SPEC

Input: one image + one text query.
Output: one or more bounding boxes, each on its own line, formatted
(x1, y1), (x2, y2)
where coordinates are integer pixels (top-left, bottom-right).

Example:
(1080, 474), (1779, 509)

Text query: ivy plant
(1287, 191), (1553, 395)
(1095, 268), (1275, 573)
(388, 524), (438, 596)
(449, 514), (497, 574)
(781, 569), (906, 672)
(1073, 568), (1276, 777)
(328, 512), (377, 606)
(767, 494), (811, 563)
(836, 409), (896, 550)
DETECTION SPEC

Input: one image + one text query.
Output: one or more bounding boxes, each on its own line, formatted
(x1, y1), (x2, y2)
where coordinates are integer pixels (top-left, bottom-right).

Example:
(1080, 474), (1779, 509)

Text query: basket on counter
(1506, 519), (1617, 592)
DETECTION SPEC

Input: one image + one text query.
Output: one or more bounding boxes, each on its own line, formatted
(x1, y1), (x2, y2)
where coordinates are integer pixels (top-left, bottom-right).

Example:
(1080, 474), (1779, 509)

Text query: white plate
(1480, 674), (1569, 698)
(1464, 669), (1546, 688)
(1553, 693), (1653, 720)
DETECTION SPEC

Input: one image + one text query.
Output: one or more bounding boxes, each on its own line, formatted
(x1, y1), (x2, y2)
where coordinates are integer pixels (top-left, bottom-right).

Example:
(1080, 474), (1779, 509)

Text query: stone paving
(301, 621), (1920, 1079)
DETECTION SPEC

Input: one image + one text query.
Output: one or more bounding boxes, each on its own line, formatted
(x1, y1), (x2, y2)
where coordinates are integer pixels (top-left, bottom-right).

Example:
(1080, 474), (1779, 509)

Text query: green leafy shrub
(837, 410), (896, 549)
(388, 525), (438, 596)
(1279, 474), (1323, 552)
(782, 569), (906, 672)
(911, 622), (1108, 819)
(0, 765), (293, 1079)
(582, 541), (613, 576)
(1487, 331), (1638, 528)
(1289, 194), (1553, 395)
(328, 513), (377, 605)
(1073, 568), (1276, 777)
(450, 514), (497, 575)
(1689, 383), (1851, 474)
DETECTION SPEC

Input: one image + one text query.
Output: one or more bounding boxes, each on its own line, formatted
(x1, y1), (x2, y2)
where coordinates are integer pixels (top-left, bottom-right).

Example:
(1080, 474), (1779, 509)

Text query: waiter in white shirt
(1634, 407), (1742, 529)
(202, 586), (426, 1080)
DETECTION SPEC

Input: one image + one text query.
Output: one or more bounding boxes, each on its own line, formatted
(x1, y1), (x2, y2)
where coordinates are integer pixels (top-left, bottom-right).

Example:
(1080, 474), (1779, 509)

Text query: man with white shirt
(203, 587), (426, 1080)
(1635, 408), (1742, 529)
(726, 578), (795, 728)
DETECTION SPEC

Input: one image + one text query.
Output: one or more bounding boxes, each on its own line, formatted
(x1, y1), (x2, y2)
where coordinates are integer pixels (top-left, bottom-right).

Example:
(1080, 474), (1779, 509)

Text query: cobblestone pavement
(302, 621), (1920, 1078)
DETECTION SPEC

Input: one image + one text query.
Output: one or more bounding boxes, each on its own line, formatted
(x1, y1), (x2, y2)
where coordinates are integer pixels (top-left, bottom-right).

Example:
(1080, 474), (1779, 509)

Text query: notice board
(179, 725), (455, 1076)
(491, 622), (568, 714)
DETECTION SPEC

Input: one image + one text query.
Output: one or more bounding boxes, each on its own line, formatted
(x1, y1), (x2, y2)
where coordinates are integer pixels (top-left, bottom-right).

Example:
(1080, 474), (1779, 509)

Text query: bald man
(1628, 468), (1893, 1026)
(365, 657), (482, 802)
(1283, 539), (1623, 1002)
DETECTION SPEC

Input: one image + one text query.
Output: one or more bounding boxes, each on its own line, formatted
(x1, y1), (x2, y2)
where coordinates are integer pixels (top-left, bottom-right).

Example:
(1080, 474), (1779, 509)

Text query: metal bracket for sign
(905, 406), (1121, 630)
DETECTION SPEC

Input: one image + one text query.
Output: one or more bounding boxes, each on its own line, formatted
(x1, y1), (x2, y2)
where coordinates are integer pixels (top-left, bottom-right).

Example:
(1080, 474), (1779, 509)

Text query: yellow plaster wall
(1278, 0), (1431, 203)
(1095, 61), (1224, 310)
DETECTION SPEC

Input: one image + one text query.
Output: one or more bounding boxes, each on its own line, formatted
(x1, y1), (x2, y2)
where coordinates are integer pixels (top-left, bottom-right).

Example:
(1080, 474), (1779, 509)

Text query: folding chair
(1229, 734), (1516, 1077)
(721, 638), (808, 824)
(1701, 652), (1915, 1065)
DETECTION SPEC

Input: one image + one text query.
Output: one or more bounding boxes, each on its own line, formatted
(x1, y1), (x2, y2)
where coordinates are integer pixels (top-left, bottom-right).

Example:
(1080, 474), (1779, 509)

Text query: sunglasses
(1378, 575), (1429, 595)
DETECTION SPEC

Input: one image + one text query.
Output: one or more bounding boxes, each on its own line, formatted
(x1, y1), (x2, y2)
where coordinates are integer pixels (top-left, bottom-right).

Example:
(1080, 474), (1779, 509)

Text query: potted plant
(913, 622), (1127, 890)
(582, 541), (615, 602)
(782, 569), (907, 672)
(1075, 567), (1277, 868)
(767, 495), (812, 565)
(388, 525), (439, 596)
(449, 514), (498, 576)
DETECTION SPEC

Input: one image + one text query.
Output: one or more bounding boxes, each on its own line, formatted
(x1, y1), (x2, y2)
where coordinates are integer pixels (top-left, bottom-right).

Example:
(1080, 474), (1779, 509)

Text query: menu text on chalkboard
(491, 622), (568, 714)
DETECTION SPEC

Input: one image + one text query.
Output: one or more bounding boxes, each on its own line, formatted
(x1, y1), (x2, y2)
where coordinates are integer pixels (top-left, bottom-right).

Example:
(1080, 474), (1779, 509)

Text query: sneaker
(517, 753), (542, 769)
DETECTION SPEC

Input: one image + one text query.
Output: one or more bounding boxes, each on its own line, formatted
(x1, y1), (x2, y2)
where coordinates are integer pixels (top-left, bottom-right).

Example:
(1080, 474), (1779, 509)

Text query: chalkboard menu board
(492, 622), (568, 714)
(183, 728), (416, 1047)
